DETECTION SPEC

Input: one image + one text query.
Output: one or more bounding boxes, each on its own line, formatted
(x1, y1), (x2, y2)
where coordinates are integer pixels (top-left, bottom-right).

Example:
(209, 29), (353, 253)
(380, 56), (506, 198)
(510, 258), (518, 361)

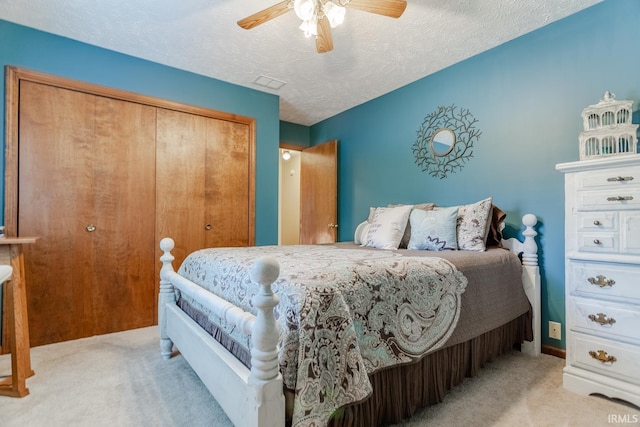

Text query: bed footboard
(158, 238), (285, 427)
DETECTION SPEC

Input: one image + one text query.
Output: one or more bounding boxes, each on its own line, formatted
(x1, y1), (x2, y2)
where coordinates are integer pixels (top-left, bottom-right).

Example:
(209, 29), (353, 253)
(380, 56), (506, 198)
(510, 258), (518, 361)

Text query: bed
(158, 204), (541, 427)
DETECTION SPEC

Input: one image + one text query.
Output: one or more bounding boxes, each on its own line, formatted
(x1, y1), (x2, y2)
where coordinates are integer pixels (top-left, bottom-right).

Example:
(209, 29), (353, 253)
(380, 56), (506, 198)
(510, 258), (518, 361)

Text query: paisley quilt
(177, 245), (468, 427)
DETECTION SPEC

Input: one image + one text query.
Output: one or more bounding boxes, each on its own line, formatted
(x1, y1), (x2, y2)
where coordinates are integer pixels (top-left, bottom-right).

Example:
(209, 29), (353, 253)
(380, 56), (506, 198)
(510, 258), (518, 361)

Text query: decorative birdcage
(579, 91), (638, 160)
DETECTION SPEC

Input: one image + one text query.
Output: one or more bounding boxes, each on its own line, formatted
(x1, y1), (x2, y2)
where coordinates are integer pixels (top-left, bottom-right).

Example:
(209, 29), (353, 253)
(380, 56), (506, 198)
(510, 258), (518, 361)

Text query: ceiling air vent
(253, 75), (286, 90)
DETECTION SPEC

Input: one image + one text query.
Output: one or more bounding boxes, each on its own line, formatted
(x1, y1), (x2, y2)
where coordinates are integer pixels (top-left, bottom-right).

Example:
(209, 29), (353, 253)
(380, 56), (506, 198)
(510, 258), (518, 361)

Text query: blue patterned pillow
(407, 206), (458, 251)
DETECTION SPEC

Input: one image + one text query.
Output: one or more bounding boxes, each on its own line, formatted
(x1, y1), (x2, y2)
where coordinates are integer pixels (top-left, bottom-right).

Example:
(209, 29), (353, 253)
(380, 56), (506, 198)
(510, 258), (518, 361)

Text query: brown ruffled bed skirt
(179, 295), (527, 427)
(321, 315), (527, 427)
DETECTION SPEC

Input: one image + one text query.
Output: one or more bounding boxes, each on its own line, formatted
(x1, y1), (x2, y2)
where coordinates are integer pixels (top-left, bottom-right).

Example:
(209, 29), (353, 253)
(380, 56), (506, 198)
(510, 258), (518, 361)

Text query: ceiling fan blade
(316, 16), (334, 53)
(237, 1), (291, 30)
(345, 0), (407, 18)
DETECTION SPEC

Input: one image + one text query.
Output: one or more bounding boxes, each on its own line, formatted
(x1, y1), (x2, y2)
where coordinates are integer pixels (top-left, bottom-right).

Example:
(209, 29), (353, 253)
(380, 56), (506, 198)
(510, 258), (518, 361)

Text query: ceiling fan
(237, 0), (408, 54)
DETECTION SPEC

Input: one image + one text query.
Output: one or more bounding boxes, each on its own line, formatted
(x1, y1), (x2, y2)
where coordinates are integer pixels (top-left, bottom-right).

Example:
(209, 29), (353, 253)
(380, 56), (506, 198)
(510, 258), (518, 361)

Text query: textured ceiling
(0, 0), (603, 125)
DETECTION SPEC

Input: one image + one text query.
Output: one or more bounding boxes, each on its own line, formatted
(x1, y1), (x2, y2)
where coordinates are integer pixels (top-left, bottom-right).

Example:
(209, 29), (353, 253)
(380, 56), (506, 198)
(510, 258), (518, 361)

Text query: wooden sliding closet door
(156, 108), (254, 269)
(18, 81), (156, 346)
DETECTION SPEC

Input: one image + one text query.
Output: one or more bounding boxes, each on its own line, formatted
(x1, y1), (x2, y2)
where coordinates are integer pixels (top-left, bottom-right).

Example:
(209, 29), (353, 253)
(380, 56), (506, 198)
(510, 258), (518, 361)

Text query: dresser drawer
(577, 232), (617, 253)
(569, 261), (640, 302)
(577, 187), (640, 210)
(577, 165), (640, 190)
(570, 297), (640, 344)
(577, 212), (617, 231)
(569, 333), (640, 386)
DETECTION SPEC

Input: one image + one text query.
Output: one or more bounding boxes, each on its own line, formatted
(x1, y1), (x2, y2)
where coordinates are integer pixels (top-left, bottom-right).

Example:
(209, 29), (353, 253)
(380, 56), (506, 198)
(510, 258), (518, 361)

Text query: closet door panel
(18, 82), (98, 344)
(92, 97), (156, 333)
(156, 108), (207, 268)
(205, 120), (252, 247)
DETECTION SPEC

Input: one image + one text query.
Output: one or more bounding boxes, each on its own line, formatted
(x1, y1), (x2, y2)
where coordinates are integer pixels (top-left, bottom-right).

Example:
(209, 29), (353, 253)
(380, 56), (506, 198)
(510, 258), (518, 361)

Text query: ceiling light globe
(324, 2), (345, 28)
(299, 17), (318, 37)
(294, 0), (316, 21)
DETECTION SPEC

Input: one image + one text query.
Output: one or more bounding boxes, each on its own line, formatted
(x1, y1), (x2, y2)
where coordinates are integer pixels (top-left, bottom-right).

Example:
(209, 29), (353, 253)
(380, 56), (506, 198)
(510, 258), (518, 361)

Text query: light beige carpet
(1, 326), (638, 427)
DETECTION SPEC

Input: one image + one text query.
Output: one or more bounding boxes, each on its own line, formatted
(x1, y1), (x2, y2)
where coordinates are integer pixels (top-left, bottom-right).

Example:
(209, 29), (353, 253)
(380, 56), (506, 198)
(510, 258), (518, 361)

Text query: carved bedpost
(520, 214), (541, 357)
(246, 256), (285, 427)
(501, 215), (541, 356)
(521, 214), (539, 267)
(159, 238), (177, 360)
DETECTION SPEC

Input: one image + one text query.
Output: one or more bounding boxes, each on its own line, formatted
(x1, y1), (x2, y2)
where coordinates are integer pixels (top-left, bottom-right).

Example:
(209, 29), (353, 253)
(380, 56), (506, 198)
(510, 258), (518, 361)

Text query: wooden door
(299, 140), (338, 244)
(17, 81), (156, 346)
(156, 109), (254, 270)
(91, 96), (156, 334)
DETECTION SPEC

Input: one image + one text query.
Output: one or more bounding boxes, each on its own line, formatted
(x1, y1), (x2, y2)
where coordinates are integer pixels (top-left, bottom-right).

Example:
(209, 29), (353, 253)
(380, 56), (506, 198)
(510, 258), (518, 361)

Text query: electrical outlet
(549, 321), (562, 340)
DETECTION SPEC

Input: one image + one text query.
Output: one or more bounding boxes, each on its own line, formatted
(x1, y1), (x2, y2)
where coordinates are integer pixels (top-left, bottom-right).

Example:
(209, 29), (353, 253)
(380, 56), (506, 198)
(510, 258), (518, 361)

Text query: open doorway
(278, 147), (301, 245)
(278, 140), (338, 245)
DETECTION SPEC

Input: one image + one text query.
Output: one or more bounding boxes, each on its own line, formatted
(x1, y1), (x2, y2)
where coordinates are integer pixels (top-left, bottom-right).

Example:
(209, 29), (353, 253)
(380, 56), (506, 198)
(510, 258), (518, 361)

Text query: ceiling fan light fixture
(293, 0), (316, 21)
(299, 17), (318, 37)
(323, 2), (346, 28)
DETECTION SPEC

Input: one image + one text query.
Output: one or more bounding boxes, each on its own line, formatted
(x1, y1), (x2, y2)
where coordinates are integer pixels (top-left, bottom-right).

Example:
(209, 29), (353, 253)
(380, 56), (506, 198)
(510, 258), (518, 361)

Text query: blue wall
(311, 0), (640, 349)
(280, 121), (311, 147)
(0, 19), (281, 245)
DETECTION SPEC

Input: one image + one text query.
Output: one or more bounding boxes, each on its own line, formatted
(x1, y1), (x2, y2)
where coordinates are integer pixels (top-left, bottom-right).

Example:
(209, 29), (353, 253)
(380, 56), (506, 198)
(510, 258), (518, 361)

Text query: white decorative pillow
(353, 221), (371, 245)
(457, 197), (493, 251)
(364, 205), (413, 250)
(407, 206), (458, 251)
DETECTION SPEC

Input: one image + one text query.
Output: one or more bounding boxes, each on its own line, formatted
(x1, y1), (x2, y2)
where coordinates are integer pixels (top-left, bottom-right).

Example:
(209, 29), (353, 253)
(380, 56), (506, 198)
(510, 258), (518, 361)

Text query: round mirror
(430, 128), (456, 156)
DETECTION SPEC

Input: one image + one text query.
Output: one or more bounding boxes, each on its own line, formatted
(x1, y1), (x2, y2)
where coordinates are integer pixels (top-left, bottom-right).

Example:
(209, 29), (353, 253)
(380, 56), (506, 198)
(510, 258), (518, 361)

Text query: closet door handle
(205, 224), (212, 231)
(86, 225), (96, 232)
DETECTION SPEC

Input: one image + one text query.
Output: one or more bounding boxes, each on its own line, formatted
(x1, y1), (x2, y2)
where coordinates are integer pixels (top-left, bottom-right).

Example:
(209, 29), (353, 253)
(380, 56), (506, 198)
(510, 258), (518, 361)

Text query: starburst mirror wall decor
(412, 105), (481, 179)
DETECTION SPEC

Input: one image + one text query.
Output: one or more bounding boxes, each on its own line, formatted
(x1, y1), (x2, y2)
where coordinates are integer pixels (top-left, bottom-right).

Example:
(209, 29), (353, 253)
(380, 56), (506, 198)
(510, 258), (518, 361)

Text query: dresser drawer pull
(588, 349), (617, 364)
(588, 313), (617, 326)
(593, 220), (601, 226)
(606, 176), (634, 182)
(587, 275), (615, 288)
(593, 239), (601, 245)
(606, 195), (633, 202)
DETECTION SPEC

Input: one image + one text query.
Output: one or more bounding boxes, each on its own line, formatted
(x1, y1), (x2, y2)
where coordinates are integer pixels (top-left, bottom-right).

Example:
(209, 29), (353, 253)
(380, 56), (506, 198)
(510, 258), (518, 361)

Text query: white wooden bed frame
(158, 214), (541, 427)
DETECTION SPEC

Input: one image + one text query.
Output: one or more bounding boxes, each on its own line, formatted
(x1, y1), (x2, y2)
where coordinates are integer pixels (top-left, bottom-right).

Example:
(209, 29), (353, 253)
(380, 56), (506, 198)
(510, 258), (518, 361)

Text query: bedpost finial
(251, 256), (280, 286)
(160, 237), (175, 252)
(522, 214), (537, 228)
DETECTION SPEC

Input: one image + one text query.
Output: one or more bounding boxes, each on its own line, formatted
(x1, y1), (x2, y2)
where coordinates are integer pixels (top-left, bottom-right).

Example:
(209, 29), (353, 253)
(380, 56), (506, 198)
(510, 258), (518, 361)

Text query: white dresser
(556, 155), (640, 407)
